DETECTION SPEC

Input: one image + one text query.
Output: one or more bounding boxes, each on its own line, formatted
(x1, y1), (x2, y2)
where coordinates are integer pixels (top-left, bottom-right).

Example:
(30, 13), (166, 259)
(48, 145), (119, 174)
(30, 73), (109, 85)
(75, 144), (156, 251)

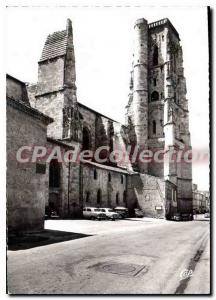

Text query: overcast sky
(6, 6), (209, 190)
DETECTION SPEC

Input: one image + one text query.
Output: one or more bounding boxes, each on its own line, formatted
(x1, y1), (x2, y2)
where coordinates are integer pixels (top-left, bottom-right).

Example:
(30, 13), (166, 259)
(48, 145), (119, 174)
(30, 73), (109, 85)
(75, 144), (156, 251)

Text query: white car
(99, 208), (119, 220)
(83, 207), (106, 220)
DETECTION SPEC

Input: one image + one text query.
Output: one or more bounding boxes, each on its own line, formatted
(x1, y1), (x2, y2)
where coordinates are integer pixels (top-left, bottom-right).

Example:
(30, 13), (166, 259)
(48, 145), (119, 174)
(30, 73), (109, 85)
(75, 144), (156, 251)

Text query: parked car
(171, 212), (193, 221)
(45, 206), (59, 219)
(113, 207), (129, 219)
(204, 212), (210, 218)
(171, 213), (181, 221)
(134, 208), (144, 218)
(83, 207), (106, 220)
(99, 208), (119, 220)
(181, 213), (193, 221)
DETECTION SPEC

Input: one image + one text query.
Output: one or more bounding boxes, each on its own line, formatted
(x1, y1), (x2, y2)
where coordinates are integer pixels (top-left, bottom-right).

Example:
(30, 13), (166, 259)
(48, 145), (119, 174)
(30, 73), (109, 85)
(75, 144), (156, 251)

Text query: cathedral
(7, 17), (193, 232)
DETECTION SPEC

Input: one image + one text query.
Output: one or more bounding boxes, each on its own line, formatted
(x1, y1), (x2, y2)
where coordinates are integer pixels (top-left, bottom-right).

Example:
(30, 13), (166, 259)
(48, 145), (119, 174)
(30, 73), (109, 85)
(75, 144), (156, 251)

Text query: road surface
(7, 216), (210, 294)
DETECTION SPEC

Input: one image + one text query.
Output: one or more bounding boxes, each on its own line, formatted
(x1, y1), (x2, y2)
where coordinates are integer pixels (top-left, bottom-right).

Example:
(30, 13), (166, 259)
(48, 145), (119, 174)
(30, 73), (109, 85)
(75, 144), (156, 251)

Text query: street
(7, 216), (210, 295)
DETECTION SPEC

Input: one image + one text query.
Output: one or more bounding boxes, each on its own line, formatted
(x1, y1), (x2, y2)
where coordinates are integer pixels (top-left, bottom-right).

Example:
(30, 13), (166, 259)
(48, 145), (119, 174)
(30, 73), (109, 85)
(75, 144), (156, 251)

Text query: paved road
(7, 217), (210, 294)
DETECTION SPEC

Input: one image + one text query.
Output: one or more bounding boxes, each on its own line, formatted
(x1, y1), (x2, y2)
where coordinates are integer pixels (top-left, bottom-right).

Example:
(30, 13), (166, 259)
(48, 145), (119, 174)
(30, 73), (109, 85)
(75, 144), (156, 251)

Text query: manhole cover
(95, 261), (148, 277)
(102, 263), (137, 274)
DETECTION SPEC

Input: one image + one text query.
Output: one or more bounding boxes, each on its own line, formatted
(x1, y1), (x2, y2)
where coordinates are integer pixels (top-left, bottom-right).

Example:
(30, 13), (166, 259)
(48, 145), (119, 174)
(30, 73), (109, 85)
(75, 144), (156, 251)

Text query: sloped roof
(39, 30), (67, 62)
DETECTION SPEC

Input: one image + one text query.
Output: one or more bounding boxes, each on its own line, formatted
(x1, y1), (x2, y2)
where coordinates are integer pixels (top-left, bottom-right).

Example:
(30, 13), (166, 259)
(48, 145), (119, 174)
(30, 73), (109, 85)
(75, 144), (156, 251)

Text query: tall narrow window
(121, 175), (124, 184)
(49, 159), (60, 188)
(153, 45), (158, 66)
(154, 78), (157, 86)
(97, 189), (101, 205)
(108, 172), (111, 182)
(86, 191), (90, 203)
(94, 169), (97, 180)
(153, 120), (156, 134)
(116, 192), (119, 205)
(82, 127), (91, 151)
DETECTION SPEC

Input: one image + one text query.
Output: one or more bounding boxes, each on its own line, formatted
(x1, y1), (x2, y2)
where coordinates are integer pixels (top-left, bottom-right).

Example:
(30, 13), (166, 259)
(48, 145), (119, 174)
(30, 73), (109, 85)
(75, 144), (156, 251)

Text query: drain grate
(95, 261), (148, 277)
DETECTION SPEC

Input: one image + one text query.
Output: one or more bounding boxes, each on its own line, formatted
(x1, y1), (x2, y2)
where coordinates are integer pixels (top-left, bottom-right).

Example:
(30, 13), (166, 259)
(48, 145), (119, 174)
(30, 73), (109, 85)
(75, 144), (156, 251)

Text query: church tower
(35, 19), (81, 144)
(126, 18), (192, 215)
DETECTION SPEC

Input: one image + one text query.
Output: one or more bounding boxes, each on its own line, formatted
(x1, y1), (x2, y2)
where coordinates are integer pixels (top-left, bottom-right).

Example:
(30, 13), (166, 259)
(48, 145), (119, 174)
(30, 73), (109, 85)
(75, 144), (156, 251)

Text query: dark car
(134, 208), (144, 218)
(181, 213), (193, 221)
(172, 212), (193, 221)
(114, 207), (129, 219)
(171, 213), (181, 221)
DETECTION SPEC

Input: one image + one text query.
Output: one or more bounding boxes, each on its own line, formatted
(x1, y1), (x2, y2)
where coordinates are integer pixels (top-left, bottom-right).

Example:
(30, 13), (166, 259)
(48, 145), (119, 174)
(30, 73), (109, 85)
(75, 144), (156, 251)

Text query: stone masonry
(7, 17), (193, 230)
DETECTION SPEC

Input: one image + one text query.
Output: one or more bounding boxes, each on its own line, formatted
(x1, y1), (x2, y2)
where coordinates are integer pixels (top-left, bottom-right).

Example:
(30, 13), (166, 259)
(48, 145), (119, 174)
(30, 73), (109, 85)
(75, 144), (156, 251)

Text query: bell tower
(35, 19), (82, 144)
(126, 18), (192, 214)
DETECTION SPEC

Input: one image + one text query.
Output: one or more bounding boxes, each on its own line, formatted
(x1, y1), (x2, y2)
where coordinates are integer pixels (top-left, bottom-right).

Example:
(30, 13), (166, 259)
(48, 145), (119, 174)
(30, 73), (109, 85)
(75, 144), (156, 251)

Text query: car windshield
(94, 209), (100, 212)
(108, 210), (114, 212)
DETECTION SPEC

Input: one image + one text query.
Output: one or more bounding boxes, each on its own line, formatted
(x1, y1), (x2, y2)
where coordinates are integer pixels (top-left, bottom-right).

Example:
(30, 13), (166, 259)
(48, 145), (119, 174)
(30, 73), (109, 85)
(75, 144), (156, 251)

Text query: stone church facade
(7, 17), (193, 231)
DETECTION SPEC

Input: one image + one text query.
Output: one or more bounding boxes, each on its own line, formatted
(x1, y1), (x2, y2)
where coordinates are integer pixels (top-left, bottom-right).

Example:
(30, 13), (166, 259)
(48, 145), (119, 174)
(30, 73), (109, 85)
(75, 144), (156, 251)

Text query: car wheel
(90, 216), (95, 220)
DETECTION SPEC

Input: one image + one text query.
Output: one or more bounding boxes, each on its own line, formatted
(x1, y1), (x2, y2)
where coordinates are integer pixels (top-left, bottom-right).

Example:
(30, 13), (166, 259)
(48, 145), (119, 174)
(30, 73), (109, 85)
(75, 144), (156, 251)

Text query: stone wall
(79, 104), (129, 169)
(35, 57), (66, 141)
(35, 92), (65, 140)
(127, 173), (166, 218)
(7, 104), (49, 232)
(37, 58), (65, 95)
(81, 162), (127, 209)
(78, 104), (97, 151)
(6, 75), (29, 105)
(45, 140), (82, 218)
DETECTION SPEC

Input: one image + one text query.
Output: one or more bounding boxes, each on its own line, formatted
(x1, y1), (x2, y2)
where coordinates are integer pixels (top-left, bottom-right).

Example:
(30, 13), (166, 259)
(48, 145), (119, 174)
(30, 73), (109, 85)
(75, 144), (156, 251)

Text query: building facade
(192, 184), (210, 213)
(7, 17), (193, 231)
(7, 75), (53, 232)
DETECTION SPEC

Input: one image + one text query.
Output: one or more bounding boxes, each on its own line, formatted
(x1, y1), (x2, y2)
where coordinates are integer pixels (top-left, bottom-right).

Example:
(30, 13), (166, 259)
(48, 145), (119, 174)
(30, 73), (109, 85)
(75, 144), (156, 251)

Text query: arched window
(86, 191), (90, 203)
(153, 45), (158, 66)
(151, 91), (159, 102)
(116, 192), (119, 205)
(153, 120), (156, 134)
(82, 127), (91, 151)
(97, 189), (102, 205)
(94, 169), (97, 180)
(49, 159), (60, 188)
(108, 173), (111, 182)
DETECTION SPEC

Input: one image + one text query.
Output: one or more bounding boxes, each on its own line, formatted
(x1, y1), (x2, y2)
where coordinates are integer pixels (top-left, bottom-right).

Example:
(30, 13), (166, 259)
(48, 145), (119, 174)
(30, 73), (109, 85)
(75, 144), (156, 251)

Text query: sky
(6, 6), (209, 190)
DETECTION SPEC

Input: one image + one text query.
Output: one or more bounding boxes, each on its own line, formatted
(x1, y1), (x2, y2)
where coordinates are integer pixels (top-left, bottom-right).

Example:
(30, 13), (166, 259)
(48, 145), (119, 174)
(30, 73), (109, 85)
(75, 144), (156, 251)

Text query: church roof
(39, 30), (67, 62)
(81, 160), (129, 174)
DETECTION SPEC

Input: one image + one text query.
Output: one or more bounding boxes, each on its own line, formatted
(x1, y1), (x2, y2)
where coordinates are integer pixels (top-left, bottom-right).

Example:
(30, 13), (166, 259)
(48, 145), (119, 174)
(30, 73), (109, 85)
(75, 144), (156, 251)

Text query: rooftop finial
(66, 18), (72, 36)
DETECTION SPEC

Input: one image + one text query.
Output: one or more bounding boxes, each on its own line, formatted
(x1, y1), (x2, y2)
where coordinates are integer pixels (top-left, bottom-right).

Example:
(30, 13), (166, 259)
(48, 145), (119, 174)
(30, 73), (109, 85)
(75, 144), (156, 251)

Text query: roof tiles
(40, 30), (68, 62)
